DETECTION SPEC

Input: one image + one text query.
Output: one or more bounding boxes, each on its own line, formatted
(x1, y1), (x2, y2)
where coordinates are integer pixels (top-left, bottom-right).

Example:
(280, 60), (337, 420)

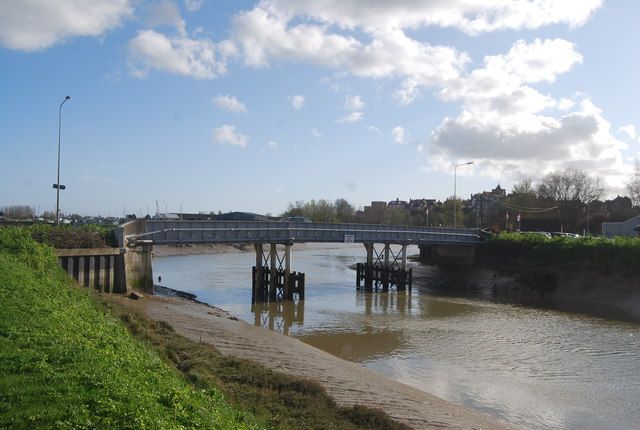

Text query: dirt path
(112, 293), (513, 430)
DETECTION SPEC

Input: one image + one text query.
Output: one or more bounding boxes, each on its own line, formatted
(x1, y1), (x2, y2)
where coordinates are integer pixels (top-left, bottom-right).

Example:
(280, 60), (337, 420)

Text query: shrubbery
(25, 223), (118, 248)
(481, 232), (640, 275)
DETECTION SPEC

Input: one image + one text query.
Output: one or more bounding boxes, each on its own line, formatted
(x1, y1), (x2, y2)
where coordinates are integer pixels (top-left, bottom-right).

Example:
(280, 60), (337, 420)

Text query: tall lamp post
(453, 161), (473, 227)
(55, 96), (71, 226)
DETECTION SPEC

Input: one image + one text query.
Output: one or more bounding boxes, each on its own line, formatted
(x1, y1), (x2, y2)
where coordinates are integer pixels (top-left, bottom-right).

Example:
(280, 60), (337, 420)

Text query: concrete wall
(55, 248), (127, 293)
(123, 243), (154, 294)
(115, 219), (154, 293)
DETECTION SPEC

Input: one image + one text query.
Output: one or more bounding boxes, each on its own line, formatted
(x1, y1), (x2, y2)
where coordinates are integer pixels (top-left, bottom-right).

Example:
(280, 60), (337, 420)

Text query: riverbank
(109, 287), (511, 429)
(416, 263), (640, 323)
(0, 228), (265, 429)
(153, 243), (252, 257)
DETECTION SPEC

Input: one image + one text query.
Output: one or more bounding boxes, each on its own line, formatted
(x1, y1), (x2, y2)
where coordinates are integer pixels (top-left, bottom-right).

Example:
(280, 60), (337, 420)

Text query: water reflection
(356, 290), (416, 316)
(154, 246), (640, 430)
(252, 300), (304, 335)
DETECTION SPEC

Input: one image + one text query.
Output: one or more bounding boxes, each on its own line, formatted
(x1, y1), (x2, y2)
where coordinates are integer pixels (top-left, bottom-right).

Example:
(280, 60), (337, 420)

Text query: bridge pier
(356, 243), (412, 293)
(252, 243), (305, 303)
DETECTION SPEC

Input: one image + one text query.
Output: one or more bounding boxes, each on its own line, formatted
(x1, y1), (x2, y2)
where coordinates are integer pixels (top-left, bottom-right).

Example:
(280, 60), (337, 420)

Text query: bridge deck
(128, 220), (480, 246)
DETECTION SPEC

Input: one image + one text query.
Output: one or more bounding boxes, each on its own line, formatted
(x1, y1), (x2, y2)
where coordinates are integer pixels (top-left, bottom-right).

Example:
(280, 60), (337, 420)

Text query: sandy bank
(153, 244), (252, 257)
(111, 292), (511, 430)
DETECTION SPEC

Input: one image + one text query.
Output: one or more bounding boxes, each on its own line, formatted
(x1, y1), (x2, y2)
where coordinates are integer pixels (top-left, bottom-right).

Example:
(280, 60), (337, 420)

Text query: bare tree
(1, 205), (35, 219)
(537, 168), (605, 231)
(512, 178), (535, 195)
(627, 159), (640, 206)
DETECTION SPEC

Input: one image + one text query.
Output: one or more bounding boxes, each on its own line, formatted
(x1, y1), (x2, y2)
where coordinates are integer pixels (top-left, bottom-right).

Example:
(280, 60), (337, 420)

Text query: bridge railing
(127, 220), (480, 246)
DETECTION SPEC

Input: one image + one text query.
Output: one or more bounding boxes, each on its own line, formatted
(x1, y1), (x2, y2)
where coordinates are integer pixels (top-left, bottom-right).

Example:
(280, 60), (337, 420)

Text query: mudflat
(112, 293), (512, 430)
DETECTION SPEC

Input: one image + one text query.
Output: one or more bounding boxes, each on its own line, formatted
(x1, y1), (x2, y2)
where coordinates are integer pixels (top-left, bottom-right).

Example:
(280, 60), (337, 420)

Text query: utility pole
(453, 161), (473, 227)
(55, 96), (71, 226)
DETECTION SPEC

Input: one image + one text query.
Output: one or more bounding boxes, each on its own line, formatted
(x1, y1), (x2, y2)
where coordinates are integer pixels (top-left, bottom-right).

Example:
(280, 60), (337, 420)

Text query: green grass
(0, 227), (410, 430)
(101, 299), (410, 430)
(481, 232), (640, 275)
(0, 228), (266, 430)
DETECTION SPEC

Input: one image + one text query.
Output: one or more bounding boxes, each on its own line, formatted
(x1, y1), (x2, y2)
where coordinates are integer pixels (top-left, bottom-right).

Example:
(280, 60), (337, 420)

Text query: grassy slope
(0, 228), (265, 430)
(0, 227), (410, 430)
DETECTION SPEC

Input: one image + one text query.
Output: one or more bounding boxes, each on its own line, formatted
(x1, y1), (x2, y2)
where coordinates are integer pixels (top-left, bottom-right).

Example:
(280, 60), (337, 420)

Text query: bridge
(116, 220), (481, 302)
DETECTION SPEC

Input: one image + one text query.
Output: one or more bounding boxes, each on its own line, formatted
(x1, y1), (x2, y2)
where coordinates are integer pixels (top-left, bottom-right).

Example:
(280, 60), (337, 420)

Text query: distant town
(3, 181), (640, 238)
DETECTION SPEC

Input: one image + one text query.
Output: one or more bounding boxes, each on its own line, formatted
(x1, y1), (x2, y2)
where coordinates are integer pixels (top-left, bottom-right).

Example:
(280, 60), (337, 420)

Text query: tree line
(281, 165), (640, 234)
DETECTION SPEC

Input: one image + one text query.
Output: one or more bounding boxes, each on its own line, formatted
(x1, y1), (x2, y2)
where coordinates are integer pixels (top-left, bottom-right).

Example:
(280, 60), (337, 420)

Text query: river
(153, 244), (640, 430)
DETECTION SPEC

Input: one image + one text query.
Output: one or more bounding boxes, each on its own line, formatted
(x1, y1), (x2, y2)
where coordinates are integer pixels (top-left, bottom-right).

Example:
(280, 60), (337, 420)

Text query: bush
(481, 232), (640, 275)
(25, 224), (117, 248)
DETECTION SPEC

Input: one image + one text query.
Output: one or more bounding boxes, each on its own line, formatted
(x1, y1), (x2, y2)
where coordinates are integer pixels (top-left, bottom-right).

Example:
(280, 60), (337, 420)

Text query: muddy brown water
(153, 244), (640, 430)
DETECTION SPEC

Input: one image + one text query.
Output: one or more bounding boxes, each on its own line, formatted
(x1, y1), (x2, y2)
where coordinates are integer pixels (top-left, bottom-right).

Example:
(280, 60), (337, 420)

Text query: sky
(1, 0), (640, 217)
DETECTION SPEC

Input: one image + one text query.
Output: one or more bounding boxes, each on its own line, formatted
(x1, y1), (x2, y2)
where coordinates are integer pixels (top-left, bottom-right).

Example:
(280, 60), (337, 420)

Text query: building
(213, 212), (270, 221)
(469, 185), (507, 230)
(602, 214), (640, 237)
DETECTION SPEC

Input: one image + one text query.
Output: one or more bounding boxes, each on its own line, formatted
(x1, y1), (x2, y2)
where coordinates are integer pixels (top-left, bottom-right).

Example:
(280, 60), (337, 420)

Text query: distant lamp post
(453, 161), (473, 227)
(55, 96), (71, 226)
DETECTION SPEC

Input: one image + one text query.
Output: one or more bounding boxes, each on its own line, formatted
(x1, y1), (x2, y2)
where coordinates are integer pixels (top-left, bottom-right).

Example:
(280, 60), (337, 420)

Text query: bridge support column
(252, 243), (304, 303)
(356, 243), (412, 293)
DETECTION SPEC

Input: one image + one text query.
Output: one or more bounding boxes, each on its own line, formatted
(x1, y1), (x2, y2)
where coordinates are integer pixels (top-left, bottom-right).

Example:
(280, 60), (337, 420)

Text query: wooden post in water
(364, 243), (373, 291)
(269, 243), (277, 301)
(383, 244), (390, 292)
(284, 243), (291, 300)
(253, 243), (263, 303)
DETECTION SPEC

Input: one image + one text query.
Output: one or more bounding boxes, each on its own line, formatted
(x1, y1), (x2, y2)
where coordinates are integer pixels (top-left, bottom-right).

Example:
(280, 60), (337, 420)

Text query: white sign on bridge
(344, 234), (355, 244)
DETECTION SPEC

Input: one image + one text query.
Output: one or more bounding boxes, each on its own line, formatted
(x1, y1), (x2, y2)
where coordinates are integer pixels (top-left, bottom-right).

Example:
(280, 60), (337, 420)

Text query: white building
(602, 215), (640, 237)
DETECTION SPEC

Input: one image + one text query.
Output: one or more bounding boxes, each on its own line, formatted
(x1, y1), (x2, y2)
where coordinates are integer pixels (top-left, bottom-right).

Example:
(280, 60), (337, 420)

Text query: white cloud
(213, 95), (248, 113)
(344, 95), (365, 110)
(265, 0), (602, 34)
(267, 140), (279, 150)
(420, 38), (628, 188)
(184, 0), (203, 12)
(0, 0), (133, 51)
(365, 125), (380, 134)
(310, 128), (323, 138)
(229, 7), (468, 104)
(619, 124), (638, 141)
(289, 95), (305, 110)
(392, 126), (405, 144)
(128, 29), (227, 79)
(145, 0), (186, 35)
(212, 125), (249, 147)
(225, 0), (601, 105)
(336, 112), (363, 124)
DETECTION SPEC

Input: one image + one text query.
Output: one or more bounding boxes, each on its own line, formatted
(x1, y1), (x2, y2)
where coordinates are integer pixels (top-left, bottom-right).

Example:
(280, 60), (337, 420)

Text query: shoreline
(417, 263), (640, 323)
(113, 284), (512, 429)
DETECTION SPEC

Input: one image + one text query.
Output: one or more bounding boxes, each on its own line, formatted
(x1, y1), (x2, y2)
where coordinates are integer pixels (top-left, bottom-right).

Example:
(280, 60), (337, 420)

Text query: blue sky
(1, 0), (639, 217)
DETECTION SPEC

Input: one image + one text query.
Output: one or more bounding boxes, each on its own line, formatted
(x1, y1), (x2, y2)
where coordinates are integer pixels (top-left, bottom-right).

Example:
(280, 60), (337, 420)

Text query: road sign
(52, 184), (66, 190)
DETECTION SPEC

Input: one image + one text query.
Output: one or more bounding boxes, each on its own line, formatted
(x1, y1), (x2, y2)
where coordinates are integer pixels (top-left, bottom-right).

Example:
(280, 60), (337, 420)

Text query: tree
(627, 159), (640, 206)
(441, 198), (465, 227)
(334, 198), (355, 222)
(1, 205), (35, 219)
(537, 168), (605, 232)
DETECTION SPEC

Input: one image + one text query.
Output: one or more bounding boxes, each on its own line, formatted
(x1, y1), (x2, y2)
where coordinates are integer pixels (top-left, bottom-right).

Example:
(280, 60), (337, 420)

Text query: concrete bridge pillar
(124, 242), (154, 294)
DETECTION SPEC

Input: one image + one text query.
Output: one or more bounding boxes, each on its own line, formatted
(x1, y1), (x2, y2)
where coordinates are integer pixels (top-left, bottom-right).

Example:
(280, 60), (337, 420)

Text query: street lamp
(453, 161), (473, 227)
(55, 96), (71, 226)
